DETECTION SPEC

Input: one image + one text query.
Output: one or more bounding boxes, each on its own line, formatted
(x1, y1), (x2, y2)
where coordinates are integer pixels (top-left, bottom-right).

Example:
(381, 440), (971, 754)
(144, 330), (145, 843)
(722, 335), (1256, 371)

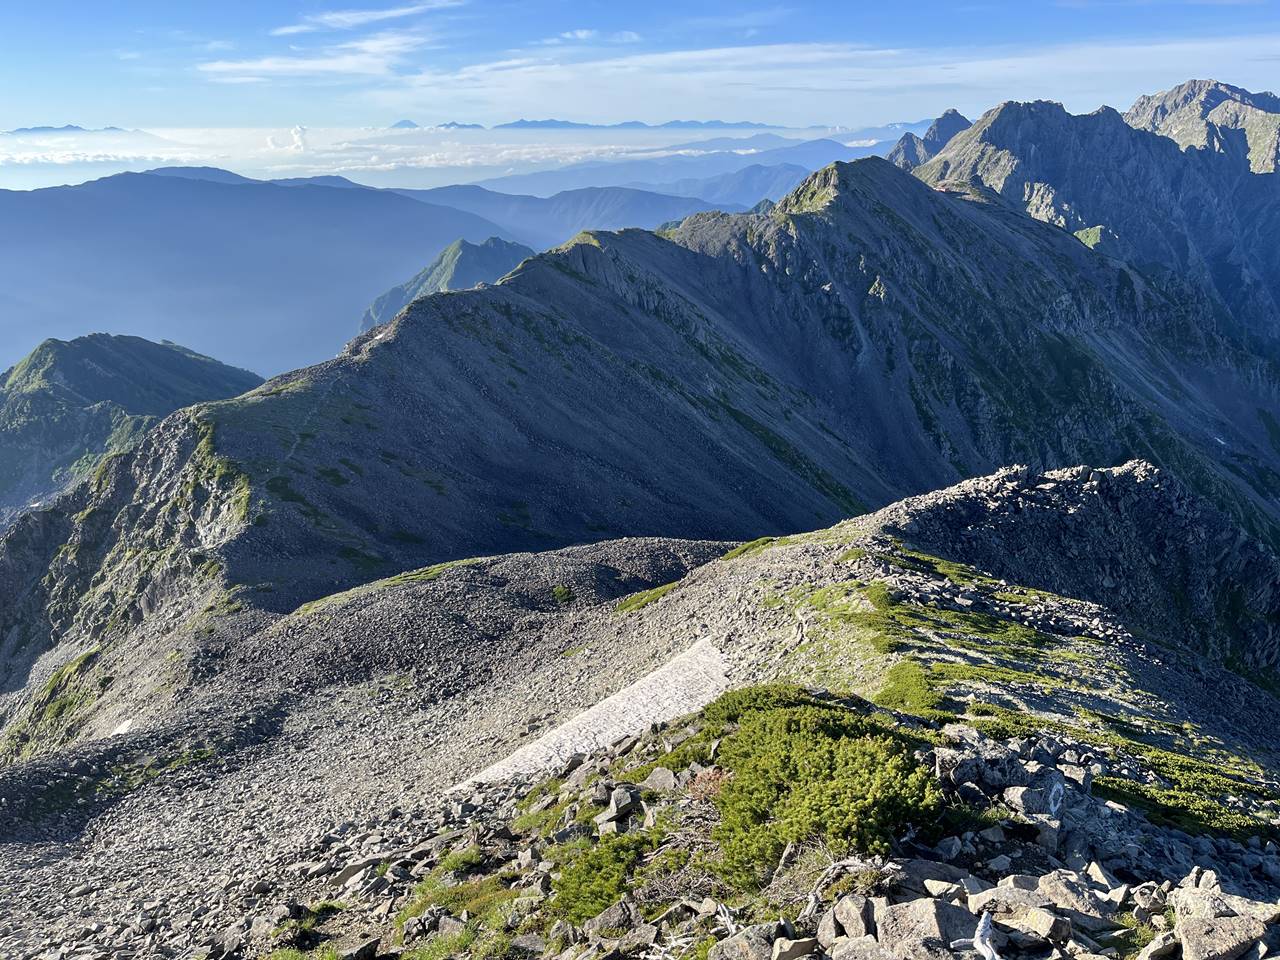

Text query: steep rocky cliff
(1126, 79), (1280, 174)
(915, 93), (1280, 343)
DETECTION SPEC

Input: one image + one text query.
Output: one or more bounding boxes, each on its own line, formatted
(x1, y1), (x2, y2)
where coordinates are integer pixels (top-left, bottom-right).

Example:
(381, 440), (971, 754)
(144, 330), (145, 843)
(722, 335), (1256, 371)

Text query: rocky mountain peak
(1125, 78), (1280, 173)
(888, 109), (973, 171)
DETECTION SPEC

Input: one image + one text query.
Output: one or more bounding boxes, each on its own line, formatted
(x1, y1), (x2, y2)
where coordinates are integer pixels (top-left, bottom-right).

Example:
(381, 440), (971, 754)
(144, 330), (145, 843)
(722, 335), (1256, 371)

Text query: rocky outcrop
(875, 461), (1280, 671)
(1126, 79), (1280, 174)
(914, 93), (1280, 343)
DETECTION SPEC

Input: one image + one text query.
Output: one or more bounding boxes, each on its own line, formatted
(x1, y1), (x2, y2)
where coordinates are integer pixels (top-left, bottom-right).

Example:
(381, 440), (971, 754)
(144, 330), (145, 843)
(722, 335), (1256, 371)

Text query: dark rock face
(1125, 79), (1280, 174)
(914, 95), (1280, 342)
(0, 334), (261, 528)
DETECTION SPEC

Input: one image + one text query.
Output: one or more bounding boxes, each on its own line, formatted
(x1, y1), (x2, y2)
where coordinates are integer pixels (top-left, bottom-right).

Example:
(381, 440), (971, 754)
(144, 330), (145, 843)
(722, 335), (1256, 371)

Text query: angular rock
(835, 895), (875, 939)
(998, 906), (1070, 942)
(969, 886), (1051, 915)
(876, 899), (975, 947)
(829, 936), (897, 960)
(772, 937), (820, 960)
(584, 899), (637, 937)
(1179, 916), (1267, 960)
(709, 923), (782, 960)
(640, 767), (678, 792)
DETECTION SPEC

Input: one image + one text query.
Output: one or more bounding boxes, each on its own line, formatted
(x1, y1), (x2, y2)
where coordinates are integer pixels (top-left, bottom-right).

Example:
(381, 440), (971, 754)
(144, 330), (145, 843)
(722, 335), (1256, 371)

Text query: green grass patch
(873, 659), (948, 719)
(615, 580), (680, 613)
(721, 537), (776, 561)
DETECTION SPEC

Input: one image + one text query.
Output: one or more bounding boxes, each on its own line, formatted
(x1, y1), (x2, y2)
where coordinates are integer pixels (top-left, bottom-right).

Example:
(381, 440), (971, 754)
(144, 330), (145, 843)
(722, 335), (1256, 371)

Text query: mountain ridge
(915, 94), (1280, 345)
(0, 334), (261, 530)
(5, 155), (1278, 709)
(1125, 78), (1280, 173)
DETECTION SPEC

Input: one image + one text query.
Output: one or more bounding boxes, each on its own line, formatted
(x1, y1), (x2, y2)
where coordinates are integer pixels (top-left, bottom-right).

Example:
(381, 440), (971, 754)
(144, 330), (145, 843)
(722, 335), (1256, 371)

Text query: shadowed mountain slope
(915, 94), (1280, 343)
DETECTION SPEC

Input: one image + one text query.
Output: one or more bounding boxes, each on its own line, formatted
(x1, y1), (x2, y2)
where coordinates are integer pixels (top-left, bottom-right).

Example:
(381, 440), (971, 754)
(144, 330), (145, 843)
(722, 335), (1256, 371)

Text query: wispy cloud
(200, 31), (427, 81)
(540, 29), (644, 46)
(270, 1), (463, 36)
(366, 32), (1280, 127)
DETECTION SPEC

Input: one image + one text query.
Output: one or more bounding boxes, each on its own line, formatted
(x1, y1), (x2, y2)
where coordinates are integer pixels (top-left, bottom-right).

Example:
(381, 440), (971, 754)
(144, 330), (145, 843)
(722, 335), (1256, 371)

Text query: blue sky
(3, 1), (1280, 129)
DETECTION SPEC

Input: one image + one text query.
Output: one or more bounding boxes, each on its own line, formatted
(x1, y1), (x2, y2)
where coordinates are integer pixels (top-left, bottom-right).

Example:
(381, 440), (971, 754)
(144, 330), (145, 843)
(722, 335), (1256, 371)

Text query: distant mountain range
(627, 163), (812, 207)
(0, 166), (762, 374)
(360, 237), (534, 331)
(392, 183), (744, 250)
(1, 124), (126, 135)
(0, 172), (514, 375)
(476, 136), (891, 196)
(0, 334), (259, 527)
(493, 119), (775, 130)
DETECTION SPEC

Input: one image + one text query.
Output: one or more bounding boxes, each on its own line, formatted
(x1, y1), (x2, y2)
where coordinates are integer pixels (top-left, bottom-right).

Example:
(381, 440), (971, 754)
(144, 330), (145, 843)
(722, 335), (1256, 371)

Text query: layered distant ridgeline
(391, 185), (742, 251)
(0, 335), (261, 528)
(0, 172), (514, 376)
(360, 237), (535, 332)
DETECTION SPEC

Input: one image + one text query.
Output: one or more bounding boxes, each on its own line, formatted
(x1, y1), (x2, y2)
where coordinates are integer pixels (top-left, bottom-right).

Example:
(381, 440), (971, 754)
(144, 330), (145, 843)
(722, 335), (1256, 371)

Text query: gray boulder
(709, 923), (783, 960)
(1178, 916), (1267, 960)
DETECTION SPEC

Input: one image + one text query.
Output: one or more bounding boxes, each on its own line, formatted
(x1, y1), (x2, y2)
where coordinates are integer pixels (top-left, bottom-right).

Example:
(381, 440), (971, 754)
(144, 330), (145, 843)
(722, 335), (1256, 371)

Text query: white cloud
(541, 28), (643, 46)
(271, 1), (463, 36)
(199, 31), (426, 80)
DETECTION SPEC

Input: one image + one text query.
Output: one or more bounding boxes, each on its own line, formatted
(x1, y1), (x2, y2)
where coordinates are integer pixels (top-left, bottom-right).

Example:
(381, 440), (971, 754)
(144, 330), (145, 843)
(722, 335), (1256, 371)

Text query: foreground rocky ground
(3, 462), (1280, 959)
(167, 689), (1280, 960)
